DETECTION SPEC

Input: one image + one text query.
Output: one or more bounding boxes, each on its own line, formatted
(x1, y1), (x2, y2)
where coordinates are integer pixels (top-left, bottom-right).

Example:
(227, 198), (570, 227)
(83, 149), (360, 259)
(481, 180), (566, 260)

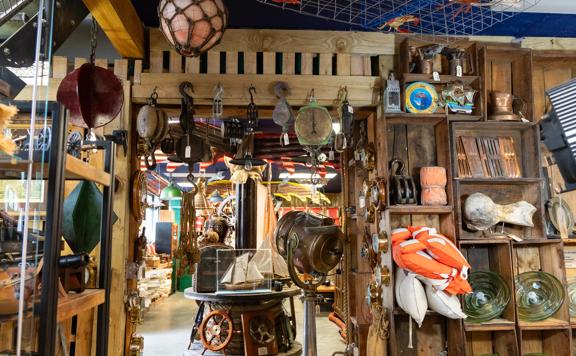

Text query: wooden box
(392, 314), (447, 355)
(465, 330), (518, 356)
(460, 240), (517, 331)
(399, 38), (479, 76)
(451, 122), (541, 180)
(513, 242), (571, 331)
(520, 329), (571, 356)
(385, 116), (456, 238)
(455, 181), (545, 241)
(479, 46), (534, 122)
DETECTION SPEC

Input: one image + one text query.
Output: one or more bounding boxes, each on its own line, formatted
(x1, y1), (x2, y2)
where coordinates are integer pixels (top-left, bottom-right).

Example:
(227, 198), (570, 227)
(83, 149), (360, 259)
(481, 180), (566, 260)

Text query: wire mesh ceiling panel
(255, 0), (541, 39)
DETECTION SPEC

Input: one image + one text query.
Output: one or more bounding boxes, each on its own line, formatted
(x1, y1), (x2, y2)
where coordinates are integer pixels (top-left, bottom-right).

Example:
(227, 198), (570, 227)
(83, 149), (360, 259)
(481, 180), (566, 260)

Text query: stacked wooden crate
(138, 268), (173, 309)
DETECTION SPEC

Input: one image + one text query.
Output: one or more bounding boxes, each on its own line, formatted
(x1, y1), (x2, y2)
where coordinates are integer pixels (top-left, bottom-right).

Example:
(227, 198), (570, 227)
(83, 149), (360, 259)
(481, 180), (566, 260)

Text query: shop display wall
(10, 27), (576, 355)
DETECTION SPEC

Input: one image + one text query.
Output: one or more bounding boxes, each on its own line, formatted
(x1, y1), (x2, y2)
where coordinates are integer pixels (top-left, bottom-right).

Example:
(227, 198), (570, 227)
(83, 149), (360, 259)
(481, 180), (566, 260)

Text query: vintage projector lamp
(275, 211), (343, 356)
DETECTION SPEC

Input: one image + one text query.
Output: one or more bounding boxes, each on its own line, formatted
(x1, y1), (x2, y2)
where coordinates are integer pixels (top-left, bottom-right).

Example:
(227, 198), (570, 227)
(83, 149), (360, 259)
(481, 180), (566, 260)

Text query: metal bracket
(104, 130), (128, 157)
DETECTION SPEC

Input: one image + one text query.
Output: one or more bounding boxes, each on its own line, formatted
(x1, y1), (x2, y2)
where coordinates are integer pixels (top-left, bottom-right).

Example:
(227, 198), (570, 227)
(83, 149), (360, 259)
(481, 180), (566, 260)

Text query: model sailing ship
(220, 252), (266, 290)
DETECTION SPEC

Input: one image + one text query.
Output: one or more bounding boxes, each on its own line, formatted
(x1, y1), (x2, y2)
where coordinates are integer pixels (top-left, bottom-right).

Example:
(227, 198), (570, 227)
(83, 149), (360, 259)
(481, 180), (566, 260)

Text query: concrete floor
(139, 292), (346, 356)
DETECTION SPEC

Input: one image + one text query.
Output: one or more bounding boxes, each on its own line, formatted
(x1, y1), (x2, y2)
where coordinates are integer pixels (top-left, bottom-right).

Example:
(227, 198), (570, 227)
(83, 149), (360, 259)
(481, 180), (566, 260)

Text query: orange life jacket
(391, 226), (472, 296)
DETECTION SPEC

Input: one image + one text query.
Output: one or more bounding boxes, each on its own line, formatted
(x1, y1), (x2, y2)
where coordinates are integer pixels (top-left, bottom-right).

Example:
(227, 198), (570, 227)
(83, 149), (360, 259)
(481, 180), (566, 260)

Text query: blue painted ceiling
(133, 0), (576, 38)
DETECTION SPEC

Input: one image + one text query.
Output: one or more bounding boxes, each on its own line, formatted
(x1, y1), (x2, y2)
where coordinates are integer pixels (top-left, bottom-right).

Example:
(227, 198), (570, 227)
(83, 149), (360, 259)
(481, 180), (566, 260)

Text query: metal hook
(187, 172), (198, 195)
(214, 83), (224, 99)
(249, 85), (256, 103)
(337, 86), (348, 102)
(179, 81), (194, 98)
(308, 88), (315, 102)
(147, 86), (158, 105)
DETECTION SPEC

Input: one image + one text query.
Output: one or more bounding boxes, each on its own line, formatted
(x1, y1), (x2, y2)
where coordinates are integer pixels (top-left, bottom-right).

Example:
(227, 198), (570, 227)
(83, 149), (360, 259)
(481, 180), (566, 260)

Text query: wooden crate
(393, 314), (447, 355)
(397, 39), (483, 121)
(385, 115), (455, 238)
(398, 38), (480, 76)
(519, 329), (571, 356)
(480, 46), (534, 122)
(465, 330), (519, 356)
(460, 240), (517, 332)
(450, 122), (541, 180)
(513, 242), (571, 331)
(455, 181), (546, 241)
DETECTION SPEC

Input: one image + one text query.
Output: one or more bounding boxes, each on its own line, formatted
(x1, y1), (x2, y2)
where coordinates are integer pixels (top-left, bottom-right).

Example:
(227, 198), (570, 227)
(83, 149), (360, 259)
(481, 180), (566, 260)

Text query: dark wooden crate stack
(456, 45), (571, 356)
(379, 39), (573, 355)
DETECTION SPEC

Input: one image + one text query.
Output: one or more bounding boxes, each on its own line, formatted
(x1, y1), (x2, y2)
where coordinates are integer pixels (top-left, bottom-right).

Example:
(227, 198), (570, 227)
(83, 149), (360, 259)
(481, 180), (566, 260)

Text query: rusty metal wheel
(199, 310), (234, 352)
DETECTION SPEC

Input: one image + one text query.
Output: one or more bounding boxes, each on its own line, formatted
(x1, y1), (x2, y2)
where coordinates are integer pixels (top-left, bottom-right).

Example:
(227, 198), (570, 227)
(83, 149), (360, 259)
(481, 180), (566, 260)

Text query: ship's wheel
(249, 316), (276, 345)
(199, 310), (234, 355)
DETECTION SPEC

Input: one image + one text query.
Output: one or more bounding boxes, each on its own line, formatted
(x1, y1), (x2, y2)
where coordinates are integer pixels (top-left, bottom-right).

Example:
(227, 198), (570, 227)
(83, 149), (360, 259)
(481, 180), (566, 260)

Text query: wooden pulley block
(199, 310), (234, 355)
(389, 159), (417, 205)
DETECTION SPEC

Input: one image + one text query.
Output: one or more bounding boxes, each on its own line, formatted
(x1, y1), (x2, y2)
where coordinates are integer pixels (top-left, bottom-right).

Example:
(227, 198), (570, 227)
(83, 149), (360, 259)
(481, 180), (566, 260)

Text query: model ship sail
(220, 253), (264, 288)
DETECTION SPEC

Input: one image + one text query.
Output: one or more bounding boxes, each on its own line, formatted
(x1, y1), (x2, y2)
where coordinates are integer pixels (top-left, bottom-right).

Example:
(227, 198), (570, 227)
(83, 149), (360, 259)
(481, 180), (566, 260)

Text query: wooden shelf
(552, 236), (576, 243)
(0, 154), (111, 187)
(512, 239), (562, 245)
(464, 318), (516, 331)
(447, 114), (483, 122)
(388, 205), (453, 215)
(385, 113), (446, 125)
(57, 289), (105, 322)
(455, 177), (543, 184)
(393, 307), (439, 316)
(402, 73), (481, 84)
(518, 318), (570, 330)
(452, 120), (536, 130)
(459, 237), (511, 245)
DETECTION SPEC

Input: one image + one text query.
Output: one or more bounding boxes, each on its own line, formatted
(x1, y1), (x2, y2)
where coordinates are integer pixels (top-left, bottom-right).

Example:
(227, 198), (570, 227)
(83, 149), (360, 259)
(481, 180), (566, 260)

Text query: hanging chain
(89, 16), (98, 65)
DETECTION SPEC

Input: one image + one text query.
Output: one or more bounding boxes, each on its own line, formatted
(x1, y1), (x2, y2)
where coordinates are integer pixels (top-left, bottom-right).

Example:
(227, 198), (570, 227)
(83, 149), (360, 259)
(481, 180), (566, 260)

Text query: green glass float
(63, 181), (117, 254)
(463, 271), (510, 323)
(515, 271), (564, 322)
(568, 278), (576, 316)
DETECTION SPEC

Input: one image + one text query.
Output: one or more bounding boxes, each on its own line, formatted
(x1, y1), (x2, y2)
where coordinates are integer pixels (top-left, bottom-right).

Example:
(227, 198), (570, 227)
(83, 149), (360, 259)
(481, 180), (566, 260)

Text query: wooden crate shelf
(520, 329), (572, 356)
(393, 314), (448, 355)
(513, 239), (563, 245)
(460, 241), (517, 335)
(401, 73), (481, 85)
(464, 318), (516, 331)
(454, 177), (543, 184)
(398, 38), (479, 76)
(451, 122), (541, 180)
(459, 237), (512, 245)
(465, 330), (518, 356)
(518, 318), (570, 330)
(480, 46), (534, 122)
(0, 154), (112, 187)
(455, 181), (546, 241)
(513, 243), (571, 332)
(388, 205), (453, 214)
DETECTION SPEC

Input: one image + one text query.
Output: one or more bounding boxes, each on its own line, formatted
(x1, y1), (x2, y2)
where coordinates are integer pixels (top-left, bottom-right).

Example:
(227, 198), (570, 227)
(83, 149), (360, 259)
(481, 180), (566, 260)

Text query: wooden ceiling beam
(82, 0), (144, 58)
